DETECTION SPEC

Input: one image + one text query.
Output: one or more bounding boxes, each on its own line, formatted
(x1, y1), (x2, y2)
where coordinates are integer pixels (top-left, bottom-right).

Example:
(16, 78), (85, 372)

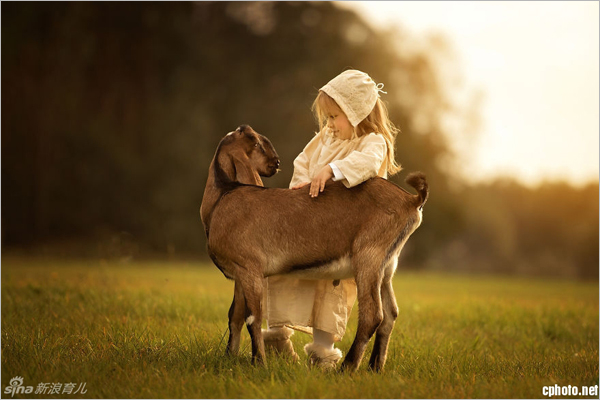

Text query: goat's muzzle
(266, 158), (280, 176)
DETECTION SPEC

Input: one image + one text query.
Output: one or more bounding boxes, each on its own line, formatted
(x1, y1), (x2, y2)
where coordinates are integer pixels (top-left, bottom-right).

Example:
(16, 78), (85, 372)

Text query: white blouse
(289, 129), (388, 189)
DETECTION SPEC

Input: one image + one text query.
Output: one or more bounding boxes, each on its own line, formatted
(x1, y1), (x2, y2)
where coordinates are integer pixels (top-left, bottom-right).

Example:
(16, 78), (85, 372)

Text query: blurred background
(2, 1), (598, 280)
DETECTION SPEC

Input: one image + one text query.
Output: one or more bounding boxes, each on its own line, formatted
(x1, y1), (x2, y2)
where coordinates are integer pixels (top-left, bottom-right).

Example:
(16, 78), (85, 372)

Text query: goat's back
(207, 178), (421, 277)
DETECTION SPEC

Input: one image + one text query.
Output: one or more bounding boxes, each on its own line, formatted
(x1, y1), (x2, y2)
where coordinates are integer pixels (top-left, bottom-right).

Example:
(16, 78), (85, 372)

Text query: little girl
(262, 69), (402, 368)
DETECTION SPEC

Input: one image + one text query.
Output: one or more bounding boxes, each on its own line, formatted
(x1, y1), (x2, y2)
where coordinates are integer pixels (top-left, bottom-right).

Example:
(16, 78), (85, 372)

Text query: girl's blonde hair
(312, 91), (402, 176)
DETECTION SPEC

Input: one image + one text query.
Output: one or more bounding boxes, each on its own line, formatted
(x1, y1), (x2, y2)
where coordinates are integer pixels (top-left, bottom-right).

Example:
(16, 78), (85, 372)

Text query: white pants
(264, 276), (357, 341)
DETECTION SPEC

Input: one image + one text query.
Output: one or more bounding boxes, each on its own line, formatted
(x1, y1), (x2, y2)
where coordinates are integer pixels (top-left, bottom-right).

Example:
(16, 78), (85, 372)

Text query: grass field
(1, 256), (598, 399)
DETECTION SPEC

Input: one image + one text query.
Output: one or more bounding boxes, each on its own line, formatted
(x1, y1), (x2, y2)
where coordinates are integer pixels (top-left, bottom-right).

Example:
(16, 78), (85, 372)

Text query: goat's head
(231, 125), (280, 177)
(216, 125), (280, 186)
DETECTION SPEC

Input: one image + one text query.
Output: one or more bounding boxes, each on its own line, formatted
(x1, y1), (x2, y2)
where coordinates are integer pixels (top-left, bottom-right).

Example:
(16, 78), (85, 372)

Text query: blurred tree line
(2, 2), (597, 279)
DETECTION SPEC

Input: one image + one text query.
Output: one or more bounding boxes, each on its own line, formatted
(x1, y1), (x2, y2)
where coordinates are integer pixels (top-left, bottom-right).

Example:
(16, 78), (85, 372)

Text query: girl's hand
(310, 165), (334, 198)
(291, 182), (310, 190)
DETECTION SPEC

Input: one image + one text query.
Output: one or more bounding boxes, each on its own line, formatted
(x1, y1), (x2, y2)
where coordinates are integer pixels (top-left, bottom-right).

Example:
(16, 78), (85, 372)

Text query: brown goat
(200, 125), (428, 372)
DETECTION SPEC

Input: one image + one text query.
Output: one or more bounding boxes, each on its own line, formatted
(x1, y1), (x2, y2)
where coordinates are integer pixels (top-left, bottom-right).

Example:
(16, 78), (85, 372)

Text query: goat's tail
(405, 172), (429, 210)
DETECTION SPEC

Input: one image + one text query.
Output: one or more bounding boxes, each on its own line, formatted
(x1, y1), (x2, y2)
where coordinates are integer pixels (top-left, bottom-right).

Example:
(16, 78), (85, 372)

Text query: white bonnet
(320, 69), (386, 127)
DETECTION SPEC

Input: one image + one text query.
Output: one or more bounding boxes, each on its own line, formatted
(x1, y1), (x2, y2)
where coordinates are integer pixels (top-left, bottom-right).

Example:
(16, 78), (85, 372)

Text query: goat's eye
(254, 142), (266, 153)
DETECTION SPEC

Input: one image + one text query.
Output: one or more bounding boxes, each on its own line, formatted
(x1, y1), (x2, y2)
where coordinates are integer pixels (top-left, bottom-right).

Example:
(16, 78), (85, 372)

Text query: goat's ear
(232, 155), (264, 187)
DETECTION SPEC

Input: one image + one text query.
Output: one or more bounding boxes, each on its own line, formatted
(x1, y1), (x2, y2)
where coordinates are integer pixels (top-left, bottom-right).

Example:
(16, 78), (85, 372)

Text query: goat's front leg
(226, 280), (246, 356)
(340, 257), (384, 372)
(369, 258), (399, 371)
(237, 266), (266, 365)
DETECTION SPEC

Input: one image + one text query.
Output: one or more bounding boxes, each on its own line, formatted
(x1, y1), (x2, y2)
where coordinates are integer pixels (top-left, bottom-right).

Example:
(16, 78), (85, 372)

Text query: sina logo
(4, 377), (33, 397)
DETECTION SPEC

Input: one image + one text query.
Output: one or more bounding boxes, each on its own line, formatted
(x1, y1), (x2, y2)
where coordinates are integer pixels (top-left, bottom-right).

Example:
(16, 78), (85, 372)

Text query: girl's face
(325, 106), (354, 140)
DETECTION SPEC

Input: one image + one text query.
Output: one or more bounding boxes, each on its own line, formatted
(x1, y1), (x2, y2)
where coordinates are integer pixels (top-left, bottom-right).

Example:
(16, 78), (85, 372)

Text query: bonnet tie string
(376, 82), (387, 95)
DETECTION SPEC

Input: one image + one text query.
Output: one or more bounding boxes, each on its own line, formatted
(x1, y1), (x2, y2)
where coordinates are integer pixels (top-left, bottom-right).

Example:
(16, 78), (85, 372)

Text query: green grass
(1, 256), (598, 398)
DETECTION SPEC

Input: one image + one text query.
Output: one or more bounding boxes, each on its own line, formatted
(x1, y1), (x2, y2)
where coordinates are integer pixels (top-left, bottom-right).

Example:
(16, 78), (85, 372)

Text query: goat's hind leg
(340, 253), (385, 372)
(226, 280), (246, 356)
(369, 258), (399, 372)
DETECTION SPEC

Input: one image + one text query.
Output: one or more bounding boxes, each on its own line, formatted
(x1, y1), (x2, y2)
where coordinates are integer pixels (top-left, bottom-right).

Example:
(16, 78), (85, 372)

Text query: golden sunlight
(340, 1), (599, 186)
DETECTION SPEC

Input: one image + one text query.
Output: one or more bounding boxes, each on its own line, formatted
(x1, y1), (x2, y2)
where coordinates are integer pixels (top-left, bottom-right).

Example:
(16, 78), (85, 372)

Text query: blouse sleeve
(333, 133), (387, 188)
(289, 131), (322, 189)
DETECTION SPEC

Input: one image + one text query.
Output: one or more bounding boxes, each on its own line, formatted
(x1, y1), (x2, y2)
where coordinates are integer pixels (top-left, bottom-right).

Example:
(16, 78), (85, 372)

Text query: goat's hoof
(225, 349), (238, 358)
(368, 357), (385, 372)
(368, 363), (384, 373)
(251, 356), (267, 366)
(339, 360), (358, 373)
